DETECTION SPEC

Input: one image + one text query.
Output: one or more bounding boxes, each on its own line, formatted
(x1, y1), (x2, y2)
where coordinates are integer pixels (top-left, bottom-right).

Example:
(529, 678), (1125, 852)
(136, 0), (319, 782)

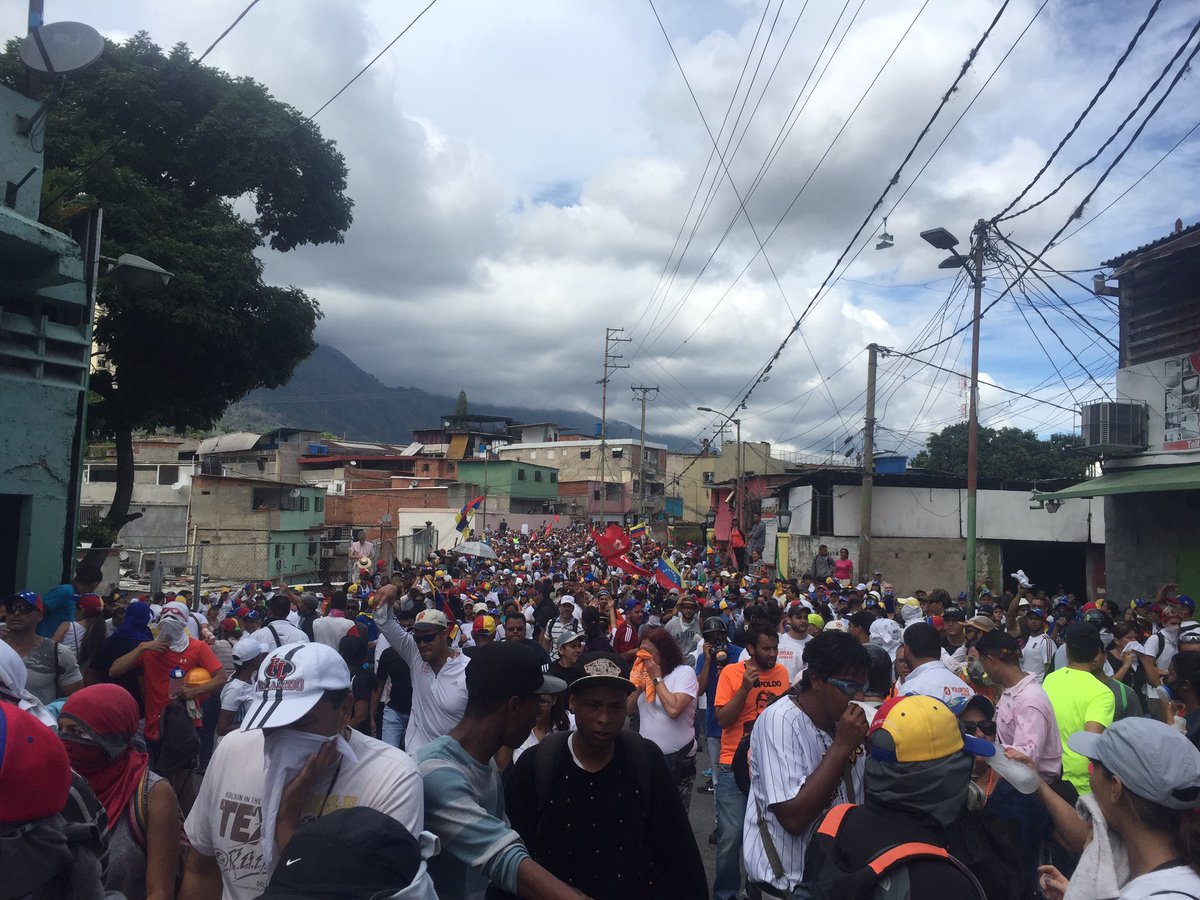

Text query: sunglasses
(410, 629), (445, 644)
(959, 719), (997, 737)
(826, 677), (864, 697)
(4, 604), (38, 615)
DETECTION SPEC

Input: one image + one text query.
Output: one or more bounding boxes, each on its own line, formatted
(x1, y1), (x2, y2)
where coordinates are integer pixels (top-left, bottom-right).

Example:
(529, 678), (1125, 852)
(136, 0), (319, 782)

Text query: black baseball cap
(465, 641), (566, 702)
(1064, 622), (1103, 658)
(259, 807), (421, 899)
(570, 651), (636, 695)
(943, 606), (967, 622)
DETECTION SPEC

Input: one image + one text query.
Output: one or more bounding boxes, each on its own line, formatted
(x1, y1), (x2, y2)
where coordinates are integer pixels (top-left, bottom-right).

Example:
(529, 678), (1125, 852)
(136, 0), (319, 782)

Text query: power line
(196, 0), (265, 64)
(730, 0), (1016, 415)
(992, 12), (1200, 224)
(307, 0), (441, 120)
(992, 0), (1164, 221)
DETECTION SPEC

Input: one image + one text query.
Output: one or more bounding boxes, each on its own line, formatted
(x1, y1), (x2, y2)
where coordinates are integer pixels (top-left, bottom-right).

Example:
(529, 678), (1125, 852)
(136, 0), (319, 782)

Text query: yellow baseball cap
(867, 695), (994, 763)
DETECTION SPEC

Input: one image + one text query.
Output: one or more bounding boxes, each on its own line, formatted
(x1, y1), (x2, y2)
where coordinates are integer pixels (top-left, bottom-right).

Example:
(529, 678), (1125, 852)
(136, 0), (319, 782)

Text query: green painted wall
(456, 460), (558, 502)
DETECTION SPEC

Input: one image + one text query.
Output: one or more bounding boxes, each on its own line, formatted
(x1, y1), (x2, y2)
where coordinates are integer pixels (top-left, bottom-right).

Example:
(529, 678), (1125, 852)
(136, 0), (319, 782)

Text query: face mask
(60, 734), (113, 775)
(157, 617), (189, 652)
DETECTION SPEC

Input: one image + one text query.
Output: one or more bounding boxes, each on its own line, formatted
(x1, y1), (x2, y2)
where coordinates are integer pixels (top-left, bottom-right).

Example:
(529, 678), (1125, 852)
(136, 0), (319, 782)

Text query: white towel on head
(1063, 791), (1129, 900)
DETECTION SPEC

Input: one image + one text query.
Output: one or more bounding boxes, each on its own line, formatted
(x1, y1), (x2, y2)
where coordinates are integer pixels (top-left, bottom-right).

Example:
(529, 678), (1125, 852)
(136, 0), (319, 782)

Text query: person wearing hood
(59, 684), (182, 900)
(88, 599), (155, 713)
(0, 638), (57, 727)
(803, 694), (999, 898)
(108, 605), (227, 762)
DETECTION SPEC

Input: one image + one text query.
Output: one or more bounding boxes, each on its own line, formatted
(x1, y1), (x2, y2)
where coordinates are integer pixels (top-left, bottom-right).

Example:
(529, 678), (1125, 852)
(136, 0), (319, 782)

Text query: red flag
(592, 524), (631, 560)
(543, 522), (552, 535)
(610, 554), (653, 578)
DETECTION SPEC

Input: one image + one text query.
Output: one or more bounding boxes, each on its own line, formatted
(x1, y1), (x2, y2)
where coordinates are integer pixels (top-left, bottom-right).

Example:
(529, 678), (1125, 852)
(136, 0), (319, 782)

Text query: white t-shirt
(259, 619), (310, 649)
(637, 664), (699, 755)
(1022, 633), (1055, 677)
(219, 677), (256, 714)
(901, 659), (973, 705)
(377, 616), (469, 754)
(185, 727), (423, 900)
(776, 631), (810, 685)
(743, 696), (864, 891)
(312, 616), (357, 650)
(1119, 864), (1200, 899)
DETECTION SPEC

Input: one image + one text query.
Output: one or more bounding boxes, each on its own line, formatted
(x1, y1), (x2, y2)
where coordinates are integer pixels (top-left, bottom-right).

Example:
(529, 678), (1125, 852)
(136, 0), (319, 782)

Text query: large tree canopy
(910, 423), (1088, 483)
(0, 33), (353, 547)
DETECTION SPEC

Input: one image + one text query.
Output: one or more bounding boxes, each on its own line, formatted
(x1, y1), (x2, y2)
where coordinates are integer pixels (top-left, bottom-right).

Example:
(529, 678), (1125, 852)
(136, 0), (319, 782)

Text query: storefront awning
(1036, 463), (1200, 500)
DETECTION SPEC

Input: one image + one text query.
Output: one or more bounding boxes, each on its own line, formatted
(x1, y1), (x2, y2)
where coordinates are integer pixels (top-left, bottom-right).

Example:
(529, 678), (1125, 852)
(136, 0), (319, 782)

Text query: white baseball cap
(231, 637), (267, 666)
(413, 609), (450, 630)
(241, 643), (352, 731)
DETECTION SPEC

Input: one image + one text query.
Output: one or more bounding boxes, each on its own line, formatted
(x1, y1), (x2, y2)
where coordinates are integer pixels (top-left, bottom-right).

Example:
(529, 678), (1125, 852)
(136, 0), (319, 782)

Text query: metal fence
(84, 526), (439, 597)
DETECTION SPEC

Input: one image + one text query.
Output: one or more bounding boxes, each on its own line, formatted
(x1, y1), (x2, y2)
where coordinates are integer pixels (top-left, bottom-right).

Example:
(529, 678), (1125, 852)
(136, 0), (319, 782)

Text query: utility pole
(631, 385), (659, 521)
(859, 344), (889, 579)
(965, 219), (987, 603)
(597, 328), (629, 525)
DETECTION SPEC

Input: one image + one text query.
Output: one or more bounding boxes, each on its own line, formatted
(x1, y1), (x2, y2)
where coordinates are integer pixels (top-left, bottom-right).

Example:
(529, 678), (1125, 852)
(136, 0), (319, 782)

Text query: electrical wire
(307, 0), (441, 120)
(196, 0), (265, 64)
(993, 12), (1200, 224)
(992, 0), (1164, 221)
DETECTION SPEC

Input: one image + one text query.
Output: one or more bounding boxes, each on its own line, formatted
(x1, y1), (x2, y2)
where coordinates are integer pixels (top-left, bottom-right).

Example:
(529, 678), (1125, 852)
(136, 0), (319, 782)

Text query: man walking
(665, 594), (701, 658)
(811, 545), (836, 583)
(2, 591), (83, 706)
(713, 620), (790, 900)
(180, 642), (423, 900)
(373, 586), (470, 753)
(260, 594), (310, 648)
(416, 641), (580, 899)
(1042, 623), (1114, 796)
(505, 651), (707, 898)
(897, 622), (972, 705)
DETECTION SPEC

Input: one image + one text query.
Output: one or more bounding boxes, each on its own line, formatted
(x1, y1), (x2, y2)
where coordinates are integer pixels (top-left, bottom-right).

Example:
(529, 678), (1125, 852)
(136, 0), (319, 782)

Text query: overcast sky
(12, 0), (1200, 458)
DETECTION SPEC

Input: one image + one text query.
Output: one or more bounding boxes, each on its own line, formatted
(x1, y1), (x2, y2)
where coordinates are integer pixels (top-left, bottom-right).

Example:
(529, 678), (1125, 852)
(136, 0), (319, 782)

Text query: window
(422, 463), (430, 472)
(308, 541), (318, 557)
(593, 490), (601, 500)
(534, 471), (543, 482)
(612, 449), (623, 459)
(274, 544), (283, 559)
(88, 466), (118, 483)
(550, 473), (557, 483)
(314, 496), (324, 512)
(252, 488), (280, 511)
(546, 449), (555, 459)
(529, 450), (538, 460)
(517, 469), (527, 481)
(157, 465), (179, 485)
(580, 450), (591, 460)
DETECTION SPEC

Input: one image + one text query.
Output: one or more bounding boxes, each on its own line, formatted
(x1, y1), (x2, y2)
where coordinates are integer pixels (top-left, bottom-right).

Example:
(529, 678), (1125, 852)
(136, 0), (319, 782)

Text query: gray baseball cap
(1067, 718), (1200, 810)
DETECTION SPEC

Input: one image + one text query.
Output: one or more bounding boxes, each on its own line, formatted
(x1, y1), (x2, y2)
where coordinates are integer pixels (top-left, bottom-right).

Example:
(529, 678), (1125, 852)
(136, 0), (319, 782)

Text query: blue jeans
(381, 707), (409, 750)
(714, 762), (748, 900)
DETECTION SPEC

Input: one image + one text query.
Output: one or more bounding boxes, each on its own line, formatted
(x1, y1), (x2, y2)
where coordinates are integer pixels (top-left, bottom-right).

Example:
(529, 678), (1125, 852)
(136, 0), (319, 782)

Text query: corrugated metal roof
(1101, 221), (1200, 268)
(196, 432), (261, 455)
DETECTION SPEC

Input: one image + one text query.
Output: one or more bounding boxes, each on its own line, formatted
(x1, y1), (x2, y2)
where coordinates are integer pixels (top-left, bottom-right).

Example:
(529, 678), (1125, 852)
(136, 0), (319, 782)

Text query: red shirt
(612, 621), (641, 656)
(136, 639), (222, 740)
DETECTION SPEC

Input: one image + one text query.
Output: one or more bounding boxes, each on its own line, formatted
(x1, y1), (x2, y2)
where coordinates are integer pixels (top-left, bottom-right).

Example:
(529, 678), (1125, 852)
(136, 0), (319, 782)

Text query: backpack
(802, 803), (987, 900)
(155, 699), (200, 772)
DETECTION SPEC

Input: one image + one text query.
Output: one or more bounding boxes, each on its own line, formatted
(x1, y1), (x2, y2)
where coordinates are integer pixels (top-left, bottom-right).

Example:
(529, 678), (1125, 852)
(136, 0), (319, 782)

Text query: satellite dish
(20, 22), (104, 75)
(118, 550), (130, 562)
(170, 481), (185, 491)
(289, 488), (302, 498)
(410, 480), (419, 488)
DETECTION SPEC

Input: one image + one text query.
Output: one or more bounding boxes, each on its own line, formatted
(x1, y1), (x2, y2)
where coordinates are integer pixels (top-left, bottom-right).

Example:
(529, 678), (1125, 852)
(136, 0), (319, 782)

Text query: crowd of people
(3, 531), (1200, 900)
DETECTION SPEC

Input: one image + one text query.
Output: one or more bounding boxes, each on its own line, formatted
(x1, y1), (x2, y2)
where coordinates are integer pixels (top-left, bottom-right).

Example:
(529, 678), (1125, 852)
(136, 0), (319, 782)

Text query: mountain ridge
(221, 343), (686, 448)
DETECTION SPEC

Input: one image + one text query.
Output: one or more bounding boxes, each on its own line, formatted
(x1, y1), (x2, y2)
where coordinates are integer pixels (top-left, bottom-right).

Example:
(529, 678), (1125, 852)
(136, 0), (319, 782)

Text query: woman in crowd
(629, 626), (699, 810)
(58, 684), (181, 900)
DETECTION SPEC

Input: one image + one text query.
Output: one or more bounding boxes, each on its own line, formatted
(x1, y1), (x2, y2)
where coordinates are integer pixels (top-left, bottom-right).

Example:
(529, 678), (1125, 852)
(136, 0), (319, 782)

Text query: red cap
(0, 704), (71, 826)
(1081, 602), (1097, 614)
(234, 606), (251, 619)
(78, 593), (103, 615)
(220, 618), (239, 634)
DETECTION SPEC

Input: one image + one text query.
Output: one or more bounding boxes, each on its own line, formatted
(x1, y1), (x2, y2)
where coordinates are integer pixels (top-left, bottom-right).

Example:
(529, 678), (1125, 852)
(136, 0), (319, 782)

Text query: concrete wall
(0, 380), (78, 593)
(81, 482), (190, 549)
(1105, 492), (1200, 601)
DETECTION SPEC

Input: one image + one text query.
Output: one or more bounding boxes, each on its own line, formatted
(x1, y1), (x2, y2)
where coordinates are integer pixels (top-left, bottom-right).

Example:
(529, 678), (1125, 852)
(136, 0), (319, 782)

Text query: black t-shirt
(544, 661), (577, 687)
(504, 735), (707, 899)
(375, 648), (413, 715)
(88, 635), (144, 714)
(349, 667), (377, 734)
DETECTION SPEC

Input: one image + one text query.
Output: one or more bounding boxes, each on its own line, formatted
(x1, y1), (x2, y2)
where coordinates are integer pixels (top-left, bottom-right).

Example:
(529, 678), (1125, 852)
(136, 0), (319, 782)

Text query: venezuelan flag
(629, 522), (648, 541)
(455, 495), (485, 534)
(655, 556), (682, 592)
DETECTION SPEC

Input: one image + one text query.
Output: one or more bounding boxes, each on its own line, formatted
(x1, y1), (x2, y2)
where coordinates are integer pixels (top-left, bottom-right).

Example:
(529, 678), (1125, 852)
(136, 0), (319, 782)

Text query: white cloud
(10, 0), (1198, 454)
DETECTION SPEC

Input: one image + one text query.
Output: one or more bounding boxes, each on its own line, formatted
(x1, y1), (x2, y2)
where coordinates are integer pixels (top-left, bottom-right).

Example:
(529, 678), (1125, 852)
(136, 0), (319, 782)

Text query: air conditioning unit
(329, 480), (346, 496)
(1081, 402), (1148, 455)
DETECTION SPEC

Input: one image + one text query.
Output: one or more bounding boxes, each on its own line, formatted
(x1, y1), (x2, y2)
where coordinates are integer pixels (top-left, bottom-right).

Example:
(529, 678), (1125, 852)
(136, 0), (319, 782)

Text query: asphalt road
(689, 751), (722, 892)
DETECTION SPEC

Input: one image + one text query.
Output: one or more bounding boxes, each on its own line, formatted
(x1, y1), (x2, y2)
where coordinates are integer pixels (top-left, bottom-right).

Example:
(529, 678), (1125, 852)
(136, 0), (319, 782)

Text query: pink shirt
(833, 558), (854, 581)
(995, 673), (1062, 782)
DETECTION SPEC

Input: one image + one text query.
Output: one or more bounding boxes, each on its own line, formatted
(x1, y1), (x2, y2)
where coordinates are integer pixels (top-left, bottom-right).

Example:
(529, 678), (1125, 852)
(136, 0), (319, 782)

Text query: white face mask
(259, 728), (357, 872)
(157, 617), (190, 652)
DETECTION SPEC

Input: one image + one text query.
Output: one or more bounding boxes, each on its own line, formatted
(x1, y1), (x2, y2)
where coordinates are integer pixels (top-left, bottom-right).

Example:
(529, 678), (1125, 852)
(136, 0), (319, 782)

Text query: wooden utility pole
(858, 344), (886, 578)
(631, 385), (659, 520)
(597, 328), (629, 525)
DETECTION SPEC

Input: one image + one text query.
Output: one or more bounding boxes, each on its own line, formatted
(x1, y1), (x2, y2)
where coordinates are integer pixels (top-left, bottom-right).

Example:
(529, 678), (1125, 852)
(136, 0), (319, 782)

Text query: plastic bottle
(987, 749), (1040, 794)
(168, 666), (186, 698)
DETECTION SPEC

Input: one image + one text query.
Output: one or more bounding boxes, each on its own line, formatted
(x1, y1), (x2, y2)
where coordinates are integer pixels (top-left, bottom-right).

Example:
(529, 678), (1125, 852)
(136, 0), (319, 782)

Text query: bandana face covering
(259, 728), (357, 873)
(157, 616), (190, 652)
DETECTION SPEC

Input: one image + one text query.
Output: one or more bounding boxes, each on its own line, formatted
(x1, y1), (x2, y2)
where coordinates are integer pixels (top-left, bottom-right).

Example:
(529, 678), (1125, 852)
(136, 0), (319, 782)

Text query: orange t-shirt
(714, 659), (790, 764)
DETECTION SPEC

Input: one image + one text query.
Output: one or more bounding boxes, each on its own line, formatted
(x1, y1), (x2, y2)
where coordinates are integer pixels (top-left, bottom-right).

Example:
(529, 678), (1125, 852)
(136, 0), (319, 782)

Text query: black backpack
(802, 803), (987, 900)
(155, 698), (200, 772)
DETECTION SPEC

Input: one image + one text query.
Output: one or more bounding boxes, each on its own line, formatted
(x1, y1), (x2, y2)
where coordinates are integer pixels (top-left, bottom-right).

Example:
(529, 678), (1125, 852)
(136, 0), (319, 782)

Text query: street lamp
(777, 508), (792, 533)
(922, 221), (986, 599)
(99, 254), (174, 294)
(697, 406), (744, 528)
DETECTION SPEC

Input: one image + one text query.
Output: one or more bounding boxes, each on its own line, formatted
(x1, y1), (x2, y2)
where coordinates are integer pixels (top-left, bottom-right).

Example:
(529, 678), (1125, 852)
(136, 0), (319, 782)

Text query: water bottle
(169, 666), (186, 698)
(987, 749), (1040, 795)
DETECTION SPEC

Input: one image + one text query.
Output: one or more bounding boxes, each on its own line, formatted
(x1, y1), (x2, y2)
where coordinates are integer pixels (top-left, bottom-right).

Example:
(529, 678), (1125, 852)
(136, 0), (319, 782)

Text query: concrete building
(188, 474), (326, 583)
(0, 85), (92, 595)
(496, 438), (667, 523)
(453, 459), (559, 519)
(195, 427), (326, 481)
(777, 469), (1105, 600)
(1036, 222), (1200, 601)
(668, 441), (791, 523)
(80, 436), (198, 561)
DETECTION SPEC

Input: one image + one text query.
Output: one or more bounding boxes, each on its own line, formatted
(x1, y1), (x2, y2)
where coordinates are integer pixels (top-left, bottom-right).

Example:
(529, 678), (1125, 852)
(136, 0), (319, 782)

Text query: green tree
(454, 390), (469, 416)
(0, 34), (353, 558)
(910, 423), (1088, 482)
